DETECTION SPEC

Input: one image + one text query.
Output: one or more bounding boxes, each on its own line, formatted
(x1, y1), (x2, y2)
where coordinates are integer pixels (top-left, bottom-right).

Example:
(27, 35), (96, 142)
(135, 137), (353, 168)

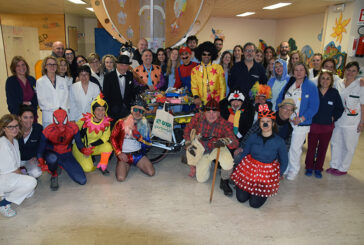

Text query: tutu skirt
(231, 155), (280, 197)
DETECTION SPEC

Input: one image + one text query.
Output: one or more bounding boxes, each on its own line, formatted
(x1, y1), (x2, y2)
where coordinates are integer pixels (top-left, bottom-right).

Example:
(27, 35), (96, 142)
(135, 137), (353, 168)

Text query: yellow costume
(72, 94), (113, 172)
(191, 62), (226, 104)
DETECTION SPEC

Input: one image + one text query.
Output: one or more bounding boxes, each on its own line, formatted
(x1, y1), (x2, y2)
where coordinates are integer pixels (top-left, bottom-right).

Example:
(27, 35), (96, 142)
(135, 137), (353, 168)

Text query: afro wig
(250, 82), (272, 99)
(195, 41), (218, 62)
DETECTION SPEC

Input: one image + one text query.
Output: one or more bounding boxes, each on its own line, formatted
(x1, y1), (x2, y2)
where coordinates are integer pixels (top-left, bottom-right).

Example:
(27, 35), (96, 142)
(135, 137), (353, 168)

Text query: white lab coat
(0, 137), (37, 205)
(330, 78), (364, 172)
(91, 70), (104, 90)
(311, 74), (341, 88)
(69, 81), (100, 121)
(36, 75), (69, 127)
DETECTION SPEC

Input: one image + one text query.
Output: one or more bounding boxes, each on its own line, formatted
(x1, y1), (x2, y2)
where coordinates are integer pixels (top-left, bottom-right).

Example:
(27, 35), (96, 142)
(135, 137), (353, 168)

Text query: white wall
(83, 17), (98, 56)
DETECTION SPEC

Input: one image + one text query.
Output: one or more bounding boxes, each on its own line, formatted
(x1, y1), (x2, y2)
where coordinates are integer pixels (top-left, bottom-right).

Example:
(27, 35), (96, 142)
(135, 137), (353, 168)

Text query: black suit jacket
(103, 70), (143, 122)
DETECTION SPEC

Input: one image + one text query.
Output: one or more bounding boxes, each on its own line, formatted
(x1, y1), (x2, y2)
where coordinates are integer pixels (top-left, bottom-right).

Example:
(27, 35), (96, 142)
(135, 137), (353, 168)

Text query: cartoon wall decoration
(301, 45), (314, 68)
(324, 41), (347, 78)
(330, 12), (351, 44)
(91, 0), (214, 48)
(211, 28), (225, 40)
(288, 38), (297, 51)
(258, 39), (267, 51)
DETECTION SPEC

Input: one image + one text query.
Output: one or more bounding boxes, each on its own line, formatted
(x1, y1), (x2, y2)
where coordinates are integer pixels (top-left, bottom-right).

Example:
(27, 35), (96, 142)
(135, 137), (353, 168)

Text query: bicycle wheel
(146, 137), (169, 164)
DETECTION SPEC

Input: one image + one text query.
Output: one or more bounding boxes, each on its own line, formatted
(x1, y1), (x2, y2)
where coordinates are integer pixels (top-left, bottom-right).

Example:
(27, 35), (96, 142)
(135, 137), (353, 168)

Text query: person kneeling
(184, 99), (239, 196)
(111, 97), (154, 181)
(231, 108), (288, 208)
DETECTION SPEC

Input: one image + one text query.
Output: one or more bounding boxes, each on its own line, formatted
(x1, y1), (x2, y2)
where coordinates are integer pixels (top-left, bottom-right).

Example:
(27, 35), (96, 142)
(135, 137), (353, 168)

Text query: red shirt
(174, 62), (198, 89)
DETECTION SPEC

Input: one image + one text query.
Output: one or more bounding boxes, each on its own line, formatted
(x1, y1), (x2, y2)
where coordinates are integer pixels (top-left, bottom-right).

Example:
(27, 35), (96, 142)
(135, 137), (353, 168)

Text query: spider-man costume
(37, 109), (94, 185)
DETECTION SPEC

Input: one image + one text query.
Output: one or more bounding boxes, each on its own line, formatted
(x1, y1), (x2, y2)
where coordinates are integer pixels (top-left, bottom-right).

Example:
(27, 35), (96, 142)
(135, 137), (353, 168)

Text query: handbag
(186, 128), (205, 166)
(151, 104), (174, 142)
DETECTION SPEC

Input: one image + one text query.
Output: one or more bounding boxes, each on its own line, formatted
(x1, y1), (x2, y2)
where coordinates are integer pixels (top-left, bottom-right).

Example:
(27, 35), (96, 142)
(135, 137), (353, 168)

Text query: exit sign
(359, 9), (364, 25)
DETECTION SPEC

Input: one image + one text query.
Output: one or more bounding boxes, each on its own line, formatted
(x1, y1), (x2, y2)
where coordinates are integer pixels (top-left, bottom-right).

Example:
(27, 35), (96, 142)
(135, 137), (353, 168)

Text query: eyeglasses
(6, 124), (19, 130)
(244, 49), (255, 53)
(65, 53), (74, 56)
(46, 63), (57, 67)
(280, 107), (294, 112)
(133, 108), (145, 114)
(202, 53), (211, 57)
(77, 60), (86, 64)
(204, 107), (219, 112)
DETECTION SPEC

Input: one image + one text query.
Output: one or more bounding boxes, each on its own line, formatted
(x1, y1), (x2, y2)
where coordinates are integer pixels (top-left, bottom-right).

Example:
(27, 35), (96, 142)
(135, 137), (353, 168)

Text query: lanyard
(143, 65), (153, 86)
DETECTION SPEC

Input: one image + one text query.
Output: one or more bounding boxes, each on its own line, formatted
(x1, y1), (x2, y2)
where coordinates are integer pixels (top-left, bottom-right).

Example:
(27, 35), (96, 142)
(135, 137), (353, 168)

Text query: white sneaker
(0, 204), (17, 217)
(286, 172), (297, 181)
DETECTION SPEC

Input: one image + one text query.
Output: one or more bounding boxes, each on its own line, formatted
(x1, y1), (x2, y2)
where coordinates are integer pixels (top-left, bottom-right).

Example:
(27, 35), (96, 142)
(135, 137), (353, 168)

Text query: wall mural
(330, 12), (351, 44)
(211, 27), (225, 40)
(258, 39), (267, 51)
(324, 41), (347, 77)
(301, 45), (314, 68)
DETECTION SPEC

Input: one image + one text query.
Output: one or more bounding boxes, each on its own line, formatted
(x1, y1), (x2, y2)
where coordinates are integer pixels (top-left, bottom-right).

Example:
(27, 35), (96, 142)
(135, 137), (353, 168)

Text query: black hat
(116, 55), (132, 65)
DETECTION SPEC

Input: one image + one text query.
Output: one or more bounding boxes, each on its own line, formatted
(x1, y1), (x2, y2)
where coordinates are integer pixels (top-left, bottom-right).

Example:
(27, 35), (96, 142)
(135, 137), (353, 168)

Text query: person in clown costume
(111, 96), (154, 181)
(250, 82), (273, 124)
(191, 41), (226, 108)
(72, 93), (113, 175)
(232, 108), (288, 208)
(220, 89), (255, 142)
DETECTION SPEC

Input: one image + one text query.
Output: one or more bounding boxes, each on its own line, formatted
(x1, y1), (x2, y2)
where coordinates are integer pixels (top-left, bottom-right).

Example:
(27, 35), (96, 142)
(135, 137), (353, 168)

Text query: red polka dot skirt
(231, 155), (280, 197)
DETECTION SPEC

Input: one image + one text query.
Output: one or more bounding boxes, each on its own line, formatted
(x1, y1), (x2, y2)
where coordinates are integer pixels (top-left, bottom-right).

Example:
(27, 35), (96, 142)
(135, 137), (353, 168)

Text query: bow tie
(119, 74), (126, 78)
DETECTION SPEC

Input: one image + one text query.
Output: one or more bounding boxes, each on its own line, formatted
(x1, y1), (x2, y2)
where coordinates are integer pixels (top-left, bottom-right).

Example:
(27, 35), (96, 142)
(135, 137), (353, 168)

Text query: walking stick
(209, 147), (221, 203)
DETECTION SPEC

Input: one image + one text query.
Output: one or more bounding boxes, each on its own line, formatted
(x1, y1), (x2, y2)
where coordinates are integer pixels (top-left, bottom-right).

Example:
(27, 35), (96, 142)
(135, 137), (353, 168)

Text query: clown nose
(263, 122), (269, 128)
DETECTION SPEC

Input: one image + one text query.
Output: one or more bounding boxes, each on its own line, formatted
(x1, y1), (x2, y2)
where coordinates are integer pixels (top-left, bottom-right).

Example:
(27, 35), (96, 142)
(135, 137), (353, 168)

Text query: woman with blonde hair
(57, 57), (73, 89)
(36, 56), (69, 127)
(219, 51), (233, 96)
(0, 114), (37, 217)
(102, 54), (117, 74)
(165, 48), (180, 89)
(287, 50), (304, 75)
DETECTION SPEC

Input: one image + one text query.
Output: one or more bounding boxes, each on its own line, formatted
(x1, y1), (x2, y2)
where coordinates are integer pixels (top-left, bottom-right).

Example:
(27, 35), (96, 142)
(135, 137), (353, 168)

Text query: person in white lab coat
(36, 56), (69, 127)
(328, 62), (364, 176)
(0, 114), (37, 218)
(57, 57), (73, 90)
(69, 65), (100, 122)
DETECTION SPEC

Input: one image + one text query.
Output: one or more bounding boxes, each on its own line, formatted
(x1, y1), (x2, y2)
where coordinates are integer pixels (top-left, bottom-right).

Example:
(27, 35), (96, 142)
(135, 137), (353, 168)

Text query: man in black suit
(103, 55), (146, 128)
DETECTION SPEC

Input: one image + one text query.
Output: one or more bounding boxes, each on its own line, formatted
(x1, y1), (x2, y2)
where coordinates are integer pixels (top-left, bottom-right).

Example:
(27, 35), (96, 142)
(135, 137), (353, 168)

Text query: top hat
(116, 55), (132, 65)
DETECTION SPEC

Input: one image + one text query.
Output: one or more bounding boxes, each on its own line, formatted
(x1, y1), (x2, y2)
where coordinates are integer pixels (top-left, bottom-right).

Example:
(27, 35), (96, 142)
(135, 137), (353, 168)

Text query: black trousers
(236, 187), (267, 208)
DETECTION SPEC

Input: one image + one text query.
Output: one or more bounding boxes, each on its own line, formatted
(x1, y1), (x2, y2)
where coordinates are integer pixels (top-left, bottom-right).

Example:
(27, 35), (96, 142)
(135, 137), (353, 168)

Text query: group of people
(1, 37), (363, 217)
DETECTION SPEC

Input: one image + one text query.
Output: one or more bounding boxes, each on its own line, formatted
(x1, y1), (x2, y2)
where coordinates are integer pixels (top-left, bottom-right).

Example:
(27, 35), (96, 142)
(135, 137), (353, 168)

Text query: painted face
(265, 48), (273, 60)
(230, 100), (243, 111)
(93, 106), (106, 121)
(131, 106), (145, 120)
(157, 51), (166, 63)
(205, 110), (219, 124)
(65, 50), (74, 63)
(291, 53), (300, 64)
(201, 51), (212, 65)
(294, 64), (306, 81)
(181, 51), (191, 65)
(233, 47), (242, 59)
(59, 60), (68, 76)
(170, 50), (179, 61)
(79, 71), (90, 83)
(142, 51), (153, 66)
(312, 55), (322, 70)
(104, 57), (115, 72)
(15, 60), (27, 76)
(223, 53), (232, 65)
(243, 45), (255, 62)
(4, 120), (19, 139)
(20, 111), (34, 131)
(46, 58), (58, 74)
(214, 40), (223, 52)
(274, 62), (283, 76)
(255, 52), (263, 63)
(280, 42), (289, 56)
(77, 57), (86, 67)
(259, 117), (273, 133)
(319, 73), (332, 89)
(344, 66), (359, 81)
(278, 105), (294, 120)
(89, 58), (101, 73)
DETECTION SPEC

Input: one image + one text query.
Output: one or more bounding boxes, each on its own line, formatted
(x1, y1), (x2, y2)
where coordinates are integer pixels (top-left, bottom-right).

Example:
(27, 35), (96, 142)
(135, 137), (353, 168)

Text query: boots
(220, 178), (232, 196)
(50, 176), (59, 191)
(97, 152), (112, 176)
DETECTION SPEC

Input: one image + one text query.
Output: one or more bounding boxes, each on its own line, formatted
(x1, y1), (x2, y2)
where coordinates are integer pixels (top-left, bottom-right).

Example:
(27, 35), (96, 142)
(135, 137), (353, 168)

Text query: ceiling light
(236, 12), (255, 17)
(263, 3), (292, 10)
(86, 7), (94, 12)
(68, 0), (86, 4)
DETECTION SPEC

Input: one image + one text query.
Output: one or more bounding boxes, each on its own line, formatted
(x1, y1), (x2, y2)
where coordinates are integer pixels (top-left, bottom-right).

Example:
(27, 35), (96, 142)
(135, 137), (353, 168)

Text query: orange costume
(134, 64), (166, 90)
(191, 62), (226, 104)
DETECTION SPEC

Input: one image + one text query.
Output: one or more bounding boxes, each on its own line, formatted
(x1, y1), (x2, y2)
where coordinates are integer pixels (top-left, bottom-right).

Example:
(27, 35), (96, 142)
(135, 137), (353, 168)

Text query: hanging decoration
(330, 12), (351, 44)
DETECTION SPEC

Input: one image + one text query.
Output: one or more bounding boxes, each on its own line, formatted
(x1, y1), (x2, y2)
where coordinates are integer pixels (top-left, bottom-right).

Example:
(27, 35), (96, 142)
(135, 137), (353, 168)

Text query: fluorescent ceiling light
(263, 2), (292, 10)
(236, 12), (255, 17)
(68, 0), (86, 4)
(86, 7), (94, 12)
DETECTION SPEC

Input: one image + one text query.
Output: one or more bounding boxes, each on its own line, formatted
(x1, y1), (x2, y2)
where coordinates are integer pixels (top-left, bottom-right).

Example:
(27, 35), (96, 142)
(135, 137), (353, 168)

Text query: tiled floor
(1, 134), (364, 245)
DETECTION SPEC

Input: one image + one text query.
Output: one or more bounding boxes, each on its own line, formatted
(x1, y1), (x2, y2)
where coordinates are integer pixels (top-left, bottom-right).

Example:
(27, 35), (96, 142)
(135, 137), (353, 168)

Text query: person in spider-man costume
(37, 108), (94, 191)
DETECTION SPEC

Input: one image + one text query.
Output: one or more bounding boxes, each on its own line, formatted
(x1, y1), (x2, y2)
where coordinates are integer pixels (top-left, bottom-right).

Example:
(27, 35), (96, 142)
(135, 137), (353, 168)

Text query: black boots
(50, 176), (59, 191)
(220, 178), (232, 196)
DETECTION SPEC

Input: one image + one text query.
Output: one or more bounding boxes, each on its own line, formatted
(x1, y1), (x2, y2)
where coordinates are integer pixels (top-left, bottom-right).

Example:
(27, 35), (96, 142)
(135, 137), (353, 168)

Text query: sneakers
(326, 168), (335, 174)
(0, 204), (16, 217)
(305, 169), (313, 177)
(286, 172), (297, 180)
(98, 168), (110, 176)
(326, 168), (347, 176)
(314, 170), (322, 179)
(50, 176), (59, 191)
